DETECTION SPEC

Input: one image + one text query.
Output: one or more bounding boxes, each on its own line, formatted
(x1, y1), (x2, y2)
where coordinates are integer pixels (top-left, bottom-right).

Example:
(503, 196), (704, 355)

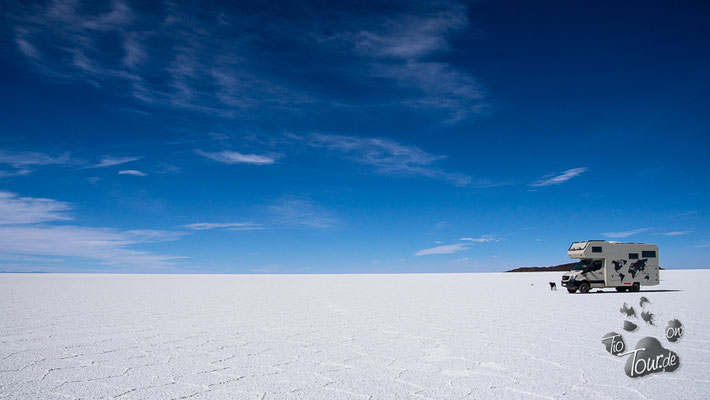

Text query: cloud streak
(267, 196), (337, 229)
(0, 150), (145, 175)
(93, 156), (142, 168)
(529, 168), (588, 187)
(603, 228), (649, 239)
(0, 191), (183, 269)
(660, 231), (691, 236)
(0, 225), (184, 268)
(195, 150), (279, 165)
(183, 222), (262, 231)
(118, 169), (147, 176)
(416, 234), (501, 256)
(349, 6), (467, 59)
(339, 3), (485, 122)
(0, 191), (72, 224)
(306, 133), (471, 186)
(0, 150), (73, 176)
(0, 150), (71, 168)
(415, 243), (468, 256)
(459, 235), (502, 243)
(5, 1), (484, 122)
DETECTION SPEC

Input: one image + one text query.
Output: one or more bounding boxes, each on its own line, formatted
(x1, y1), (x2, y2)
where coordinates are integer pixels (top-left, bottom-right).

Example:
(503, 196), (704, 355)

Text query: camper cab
(561, 240), (660, 293)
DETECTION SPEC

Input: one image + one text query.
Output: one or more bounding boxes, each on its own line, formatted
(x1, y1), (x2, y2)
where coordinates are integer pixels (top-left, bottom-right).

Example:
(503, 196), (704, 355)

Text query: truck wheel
(579, 282), (590, 293)
(630, 283), (640, 292)
(567, 288), (577, 293)
(616, 287), (627, 292)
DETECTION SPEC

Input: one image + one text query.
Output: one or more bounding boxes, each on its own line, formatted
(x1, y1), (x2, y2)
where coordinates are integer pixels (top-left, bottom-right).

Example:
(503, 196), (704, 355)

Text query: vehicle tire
(616, 287), (627, 292)
(631, 283), (640, 292)
(567, 288), (577, 293)
(579, 282), (590, 294)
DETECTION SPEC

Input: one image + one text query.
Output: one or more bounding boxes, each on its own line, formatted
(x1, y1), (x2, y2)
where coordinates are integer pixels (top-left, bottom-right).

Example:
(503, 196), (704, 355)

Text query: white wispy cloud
(694, 241), (710, 248)
(660, 231), (692, 236)
(306, 133), (471, 186)
(350, 7), (467, 59)
(93, 156), (142, 168)
(0, 169), (32, 178)
(0, 225), (183, 268)
(529, 168), (588, 187)
(118, 169), (147, 176)
(267, 196), (336, 229)
(7, 1), (483, 122)
(195, 150), (279, 165)
(416, 234), (501, 256)
(415, 243), (468, 256)
(123, 229), (186, 243)
(459, 235), (502, 243)
(0, 191), (183, 269)
(0, 191), (72, 224)
(337, 3), (484, 122)
(603, 228), (649, 239)
(0, 150), (143, 175)
(0, 150), (71, 168)
(368, 61), (485, 123)
(183, 222), (262, 231)
(0, 150), (73, 176)
(5, 0), (316, 117)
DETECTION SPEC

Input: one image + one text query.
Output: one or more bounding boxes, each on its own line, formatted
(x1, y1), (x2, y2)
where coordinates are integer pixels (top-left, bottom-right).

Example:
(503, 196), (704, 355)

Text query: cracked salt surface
(1, 271), (709, 399)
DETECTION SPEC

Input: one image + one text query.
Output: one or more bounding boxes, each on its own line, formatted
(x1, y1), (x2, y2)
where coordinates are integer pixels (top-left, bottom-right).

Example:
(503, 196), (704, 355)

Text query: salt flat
(1, 270), (708, 400)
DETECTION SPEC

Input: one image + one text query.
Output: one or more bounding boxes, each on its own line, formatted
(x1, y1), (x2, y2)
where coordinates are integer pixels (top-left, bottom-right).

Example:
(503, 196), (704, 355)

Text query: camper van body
(561, 241), (660, 293)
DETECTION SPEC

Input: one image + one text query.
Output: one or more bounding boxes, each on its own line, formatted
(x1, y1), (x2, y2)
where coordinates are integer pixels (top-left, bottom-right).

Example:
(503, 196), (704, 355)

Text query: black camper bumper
(561, 280), (578, 289)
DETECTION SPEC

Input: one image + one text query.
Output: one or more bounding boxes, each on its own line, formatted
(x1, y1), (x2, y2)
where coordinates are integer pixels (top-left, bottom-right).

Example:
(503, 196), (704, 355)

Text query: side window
(592, 246), (602, 253)
(642, 250), (656, 258)
(629, 253), (639, 259)
(591, 260), (602, 271)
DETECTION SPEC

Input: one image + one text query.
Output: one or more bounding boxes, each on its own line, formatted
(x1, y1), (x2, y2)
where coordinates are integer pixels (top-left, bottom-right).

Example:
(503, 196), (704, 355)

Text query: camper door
(585, 259), (605, 287)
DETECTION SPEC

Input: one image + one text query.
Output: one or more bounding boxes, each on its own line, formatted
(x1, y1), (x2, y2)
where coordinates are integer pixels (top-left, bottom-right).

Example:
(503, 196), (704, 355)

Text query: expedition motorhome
(561, 240), (660, 293)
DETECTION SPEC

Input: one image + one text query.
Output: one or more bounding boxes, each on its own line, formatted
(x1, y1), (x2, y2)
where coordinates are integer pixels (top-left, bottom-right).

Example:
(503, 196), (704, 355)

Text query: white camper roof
(569, 240), (653, 250)
(567, 240), (658, 260)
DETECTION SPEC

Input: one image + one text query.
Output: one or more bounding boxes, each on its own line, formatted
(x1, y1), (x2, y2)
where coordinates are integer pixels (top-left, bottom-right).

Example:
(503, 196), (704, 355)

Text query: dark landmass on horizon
(505, 263), (666, 272)
(505, 263), (577, 273)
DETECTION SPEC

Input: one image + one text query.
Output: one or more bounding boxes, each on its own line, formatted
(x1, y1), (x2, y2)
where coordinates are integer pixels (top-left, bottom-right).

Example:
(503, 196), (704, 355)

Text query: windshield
(572, 259), (592, 271)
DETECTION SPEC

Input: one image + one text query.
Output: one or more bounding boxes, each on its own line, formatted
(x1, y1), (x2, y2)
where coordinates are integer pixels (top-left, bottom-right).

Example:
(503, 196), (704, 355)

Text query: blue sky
(1, 0), (709, 273)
